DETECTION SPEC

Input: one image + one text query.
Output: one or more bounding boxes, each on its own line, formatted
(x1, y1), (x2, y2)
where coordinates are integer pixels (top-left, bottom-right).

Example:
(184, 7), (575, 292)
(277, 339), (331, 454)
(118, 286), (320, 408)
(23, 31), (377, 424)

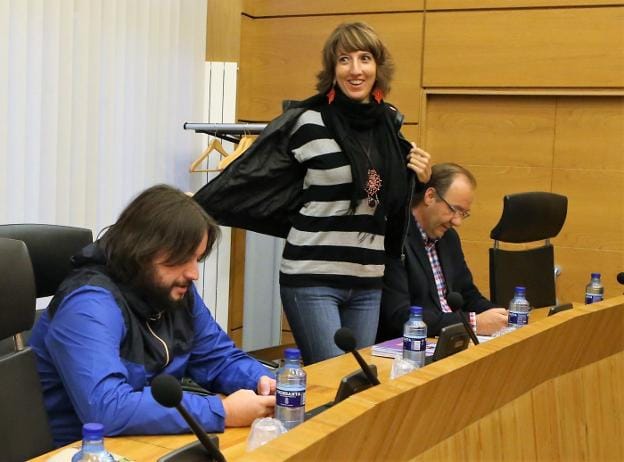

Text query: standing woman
(194, 22), (431, 364)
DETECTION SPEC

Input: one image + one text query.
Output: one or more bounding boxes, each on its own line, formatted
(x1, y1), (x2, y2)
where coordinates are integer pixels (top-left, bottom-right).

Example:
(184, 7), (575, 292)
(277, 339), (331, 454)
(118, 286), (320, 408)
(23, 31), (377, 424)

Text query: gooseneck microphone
(447, 292), (479, 346)
(151, 374), (226, 462)
(334, 327), (380, 386)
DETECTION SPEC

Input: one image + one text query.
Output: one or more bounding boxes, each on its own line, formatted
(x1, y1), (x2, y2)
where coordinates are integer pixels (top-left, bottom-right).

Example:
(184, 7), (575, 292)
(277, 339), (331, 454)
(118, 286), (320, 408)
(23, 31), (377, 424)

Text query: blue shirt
(29, 284), (269, 446)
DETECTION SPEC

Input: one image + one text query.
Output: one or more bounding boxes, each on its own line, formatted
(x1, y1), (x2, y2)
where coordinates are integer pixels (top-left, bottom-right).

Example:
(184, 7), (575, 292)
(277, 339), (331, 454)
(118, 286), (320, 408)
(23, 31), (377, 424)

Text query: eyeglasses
(435, 190), (471, 219)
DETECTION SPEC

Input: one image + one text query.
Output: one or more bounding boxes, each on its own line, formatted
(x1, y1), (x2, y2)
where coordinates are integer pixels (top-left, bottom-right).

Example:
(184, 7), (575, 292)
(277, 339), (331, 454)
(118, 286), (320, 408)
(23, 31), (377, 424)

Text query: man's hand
(222, 389), (275, 427)
(476, 308), (508, 335)
(406, 142), (432, 184)
(257, 375), (276, 396)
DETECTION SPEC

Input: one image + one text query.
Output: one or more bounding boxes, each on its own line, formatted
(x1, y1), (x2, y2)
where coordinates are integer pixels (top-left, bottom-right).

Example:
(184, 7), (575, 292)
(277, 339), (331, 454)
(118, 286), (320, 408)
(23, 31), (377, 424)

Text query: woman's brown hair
(316, 22), (395, 96)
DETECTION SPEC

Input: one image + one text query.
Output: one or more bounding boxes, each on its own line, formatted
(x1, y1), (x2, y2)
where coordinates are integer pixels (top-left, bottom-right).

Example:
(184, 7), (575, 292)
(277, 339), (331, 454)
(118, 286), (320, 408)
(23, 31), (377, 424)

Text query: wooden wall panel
(242, 0), (423, 17)
(424, 95), (556, 167)
(553, 96), (624, 171)
(229, 327), (243, 348)
(553, 168), (624, 251)
(228, 227), (246, 347)
(206, 0), (242, 62)
(423, 7), (624, 88)
(428, 0), (624, 9)
(400, 124), (421, 147)
(238, 13), (423, 122)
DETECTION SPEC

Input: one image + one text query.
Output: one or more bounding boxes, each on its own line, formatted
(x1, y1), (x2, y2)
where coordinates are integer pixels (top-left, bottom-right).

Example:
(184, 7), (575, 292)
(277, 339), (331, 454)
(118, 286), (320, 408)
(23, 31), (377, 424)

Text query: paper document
(371, 337), (436, 359)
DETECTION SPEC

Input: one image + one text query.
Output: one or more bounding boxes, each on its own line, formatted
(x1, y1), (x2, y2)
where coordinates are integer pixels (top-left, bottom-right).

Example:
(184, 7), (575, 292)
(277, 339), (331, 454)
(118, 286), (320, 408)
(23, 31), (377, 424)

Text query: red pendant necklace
(358, 131), (382, 208)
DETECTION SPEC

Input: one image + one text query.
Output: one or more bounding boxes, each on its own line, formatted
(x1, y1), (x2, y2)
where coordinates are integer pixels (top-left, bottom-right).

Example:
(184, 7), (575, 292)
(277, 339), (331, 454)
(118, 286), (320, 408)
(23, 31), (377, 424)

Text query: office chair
(489, 192), (568, 308)
(0, 238), (55, 461)
(0, 224), (93, 299)
(0, 224), (93, 352)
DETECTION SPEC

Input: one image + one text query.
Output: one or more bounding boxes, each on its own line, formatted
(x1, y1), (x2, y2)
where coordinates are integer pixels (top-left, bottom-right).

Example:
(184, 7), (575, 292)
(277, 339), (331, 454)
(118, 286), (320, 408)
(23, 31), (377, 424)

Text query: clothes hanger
(189, 137), (230, 173)
(218, 135), (254, 170)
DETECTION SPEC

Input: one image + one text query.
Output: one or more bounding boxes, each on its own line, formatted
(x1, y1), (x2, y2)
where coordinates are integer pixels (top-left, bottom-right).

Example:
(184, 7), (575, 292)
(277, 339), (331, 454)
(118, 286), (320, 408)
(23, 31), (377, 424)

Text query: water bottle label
(403, 336), (426, 352)
(276, 388), (306, 408)
(585, 294), (603, 304)
(508, 312), (529, 326)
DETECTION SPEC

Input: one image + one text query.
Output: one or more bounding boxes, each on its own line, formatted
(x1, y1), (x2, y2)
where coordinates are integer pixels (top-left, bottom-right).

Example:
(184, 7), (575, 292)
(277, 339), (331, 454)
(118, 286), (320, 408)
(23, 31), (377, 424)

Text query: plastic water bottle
(71, 423), (114, 462)
(585, 272), (604, 304)
(403, 306), (427, 368)
(275, 348), (306, 430)
(508, 286), (530, 329)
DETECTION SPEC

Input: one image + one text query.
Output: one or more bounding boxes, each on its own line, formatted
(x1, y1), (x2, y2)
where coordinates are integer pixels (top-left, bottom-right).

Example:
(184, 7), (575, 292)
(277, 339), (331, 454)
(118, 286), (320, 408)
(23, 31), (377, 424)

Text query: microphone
(617, 272), (624, 285)
(334, 328), (380, 386)
(447, 292), (479, 346)
(151, 374), (226, 462)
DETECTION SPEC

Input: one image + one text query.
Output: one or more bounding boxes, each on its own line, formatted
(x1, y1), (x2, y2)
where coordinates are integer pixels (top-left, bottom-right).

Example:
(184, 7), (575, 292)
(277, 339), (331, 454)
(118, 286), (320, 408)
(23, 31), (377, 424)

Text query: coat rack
(185, 122), (268, 173)
(183, 122), (267, 144)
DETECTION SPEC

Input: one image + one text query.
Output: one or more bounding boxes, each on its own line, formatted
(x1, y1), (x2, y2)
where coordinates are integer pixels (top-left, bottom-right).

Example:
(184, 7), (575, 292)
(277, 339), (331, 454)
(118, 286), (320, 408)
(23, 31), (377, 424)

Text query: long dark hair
(101, 184), (220, 283)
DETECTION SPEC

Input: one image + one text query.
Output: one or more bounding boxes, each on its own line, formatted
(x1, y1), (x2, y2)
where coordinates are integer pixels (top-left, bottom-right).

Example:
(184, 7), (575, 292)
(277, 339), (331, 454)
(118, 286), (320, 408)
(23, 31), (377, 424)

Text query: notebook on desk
(371, 323), (470, 365)
(371, 337), (436, 359)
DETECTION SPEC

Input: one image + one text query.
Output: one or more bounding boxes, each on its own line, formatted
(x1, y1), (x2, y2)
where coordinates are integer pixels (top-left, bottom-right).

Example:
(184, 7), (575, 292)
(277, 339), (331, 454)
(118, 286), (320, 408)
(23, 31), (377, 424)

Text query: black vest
(48, 244), (195, 372)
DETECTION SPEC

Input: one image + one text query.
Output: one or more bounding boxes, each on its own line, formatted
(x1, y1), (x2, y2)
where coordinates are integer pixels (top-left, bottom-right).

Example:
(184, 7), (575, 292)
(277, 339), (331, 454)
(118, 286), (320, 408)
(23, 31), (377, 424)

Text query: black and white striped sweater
(280, 109), (394, 289)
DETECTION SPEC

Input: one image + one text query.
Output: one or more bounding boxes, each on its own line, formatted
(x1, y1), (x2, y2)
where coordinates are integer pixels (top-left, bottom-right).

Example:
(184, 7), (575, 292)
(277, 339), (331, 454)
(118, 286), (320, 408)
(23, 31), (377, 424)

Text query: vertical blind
(0, 0), (207, 234)
(0, 1), (243, 322)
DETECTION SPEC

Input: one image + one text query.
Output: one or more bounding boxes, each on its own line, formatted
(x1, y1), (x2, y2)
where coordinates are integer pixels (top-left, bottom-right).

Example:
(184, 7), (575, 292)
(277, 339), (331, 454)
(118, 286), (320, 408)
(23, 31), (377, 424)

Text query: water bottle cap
(82, 422), (105, 439)
(409, 306), (423, 315)
(283, 348), (301, 360)
(591, 272), (601, 279)
(514, 286), (526, 294)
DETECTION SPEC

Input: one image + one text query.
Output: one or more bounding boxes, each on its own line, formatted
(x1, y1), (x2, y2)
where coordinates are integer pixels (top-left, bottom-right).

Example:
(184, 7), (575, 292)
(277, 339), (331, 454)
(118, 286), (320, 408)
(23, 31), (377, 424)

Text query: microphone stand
(176, 404), (225, 462)
(456, 310), (480, 346)
(446, 292), (480, 346)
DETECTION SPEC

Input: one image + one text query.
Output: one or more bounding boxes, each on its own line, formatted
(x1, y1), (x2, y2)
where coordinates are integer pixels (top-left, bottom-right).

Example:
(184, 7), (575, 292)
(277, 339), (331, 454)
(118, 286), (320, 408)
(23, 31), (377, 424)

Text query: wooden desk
(30, 338), (394, 461)
(33, 302), (622, 461)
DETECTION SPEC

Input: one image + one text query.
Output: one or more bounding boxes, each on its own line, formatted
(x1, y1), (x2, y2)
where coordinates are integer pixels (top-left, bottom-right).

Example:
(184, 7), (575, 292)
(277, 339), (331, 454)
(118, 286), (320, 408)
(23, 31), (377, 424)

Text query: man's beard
(133, 267), (190, 313)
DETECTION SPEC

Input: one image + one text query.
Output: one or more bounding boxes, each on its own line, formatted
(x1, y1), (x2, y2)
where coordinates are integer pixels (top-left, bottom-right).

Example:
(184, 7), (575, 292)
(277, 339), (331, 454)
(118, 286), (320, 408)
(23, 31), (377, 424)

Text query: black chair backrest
(0, 348), (55, 460)
(489, 245), (556, 307)
(490, 192), (568, 243)
(489, 192), (568, 308)
(0, 238), (36, 340)
(0, 224), (93, 297)
(0, 238), (54, 460)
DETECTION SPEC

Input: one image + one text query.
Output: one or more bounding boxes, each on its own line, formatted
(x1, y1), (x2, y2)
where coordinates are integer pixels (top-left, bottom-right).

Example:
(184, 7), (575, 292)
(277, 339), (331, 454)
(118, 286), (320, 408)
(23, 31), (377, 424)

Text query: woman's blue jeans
(280, 286), (381, 365)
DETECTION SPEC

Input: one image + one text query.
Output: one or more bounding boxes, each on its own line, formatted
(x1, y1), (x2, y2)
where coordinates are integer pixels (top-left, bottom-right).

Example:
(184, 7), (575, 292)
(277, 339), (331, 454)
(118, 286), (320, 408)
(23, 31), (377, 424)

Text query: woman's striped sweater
(279, 109), (389, 289)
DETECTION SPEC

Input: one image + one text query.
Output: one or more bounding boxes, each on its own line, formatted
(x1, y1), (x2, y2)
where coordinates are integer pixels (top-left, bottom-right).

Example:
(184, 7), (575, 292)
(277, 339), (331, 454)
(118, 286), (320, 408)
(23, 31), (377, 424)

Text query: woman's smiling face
(334, 50), (377, 103)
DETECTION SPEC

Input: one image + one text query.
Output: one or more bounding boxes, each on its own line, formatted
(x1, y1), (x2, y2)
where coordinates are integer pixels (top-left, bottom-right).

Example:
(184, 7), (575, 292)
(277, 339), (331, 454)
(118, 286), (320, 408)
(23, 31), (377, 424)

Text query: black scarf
(320, 87), (408, 222)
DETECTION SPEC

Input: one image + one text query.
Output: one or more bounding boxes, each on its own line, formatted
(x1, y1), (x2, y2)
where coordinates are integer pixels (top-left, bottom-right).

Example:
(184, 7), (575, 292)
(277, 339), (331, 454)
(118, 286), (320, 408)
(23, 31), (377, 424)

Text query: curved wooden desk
(237, 296), (624, 461)
(31, 298), (623, 461)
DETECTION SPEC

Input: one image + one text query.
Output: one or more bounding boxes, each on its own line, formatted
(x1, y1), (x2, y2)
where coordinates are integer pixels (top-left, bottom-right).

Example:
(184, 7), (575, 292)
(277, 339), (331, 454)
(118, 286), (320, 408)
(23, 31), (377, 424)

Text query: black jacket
(193, 95), (417, 259)
(378, 217), (495, 340)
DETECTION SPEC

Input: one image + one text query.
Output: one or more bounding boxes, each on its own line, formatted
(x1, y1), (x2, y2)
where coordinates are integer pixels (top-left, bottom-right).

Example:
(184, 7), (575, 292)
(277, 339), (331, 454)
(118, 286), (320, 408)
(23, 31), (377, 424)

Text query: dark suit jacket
(378, 217), (495, 340)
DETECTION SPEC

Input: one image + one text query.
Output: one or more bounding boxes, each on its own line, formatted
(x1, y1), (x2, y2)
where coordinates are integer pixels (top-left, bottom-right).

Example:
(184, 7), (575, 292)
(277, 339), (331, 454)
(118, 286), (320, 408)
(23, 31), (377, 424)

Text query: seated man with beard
(29, 184), (275, 447)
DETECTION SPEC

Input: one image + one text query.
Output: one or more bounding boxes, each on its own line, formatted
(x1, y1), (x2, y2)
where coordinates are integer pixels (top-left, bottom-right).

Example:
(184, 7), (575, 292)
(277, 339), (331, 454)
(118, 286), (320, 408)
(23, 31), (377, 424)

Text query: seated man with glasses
(378, 163), (508, 341)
